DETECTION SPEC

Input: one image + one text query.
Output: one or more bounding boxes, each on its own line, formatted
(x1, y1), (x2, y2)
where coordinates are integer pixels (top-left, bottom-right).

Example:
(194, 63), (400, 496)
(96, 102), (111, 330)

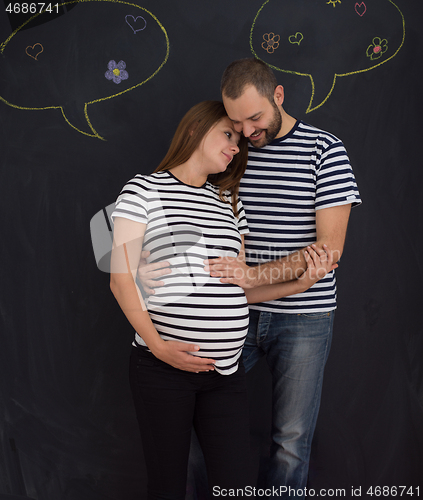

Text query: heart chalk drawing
(355, 2), (367, 16)
(289, 32), (303, 45)
(125, 15), (147, 34)
(25, 43), (44, 60)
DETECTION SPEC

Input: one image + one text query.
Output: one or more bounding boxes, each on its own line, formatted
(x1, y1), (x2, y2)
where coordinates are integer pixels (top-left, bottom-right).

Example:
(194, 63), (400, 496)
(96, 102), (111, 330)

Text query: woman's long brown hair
(154, 101), (248, 216)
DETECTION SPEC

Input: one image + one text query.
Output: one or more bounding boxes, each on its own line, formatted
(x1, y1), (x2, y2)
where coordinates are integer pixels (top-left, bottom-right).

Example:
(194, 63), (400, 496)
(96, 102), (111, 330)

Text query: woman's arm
(240, 238), (337, 304)
(110, 217), (215, 372)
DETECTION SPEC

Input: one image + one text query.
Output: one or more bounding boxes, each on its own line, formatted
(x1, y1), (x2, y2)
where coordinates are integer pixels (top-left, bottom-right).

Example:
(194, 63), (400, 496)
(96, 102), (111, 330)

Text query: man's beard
(249, 104), (282, 148)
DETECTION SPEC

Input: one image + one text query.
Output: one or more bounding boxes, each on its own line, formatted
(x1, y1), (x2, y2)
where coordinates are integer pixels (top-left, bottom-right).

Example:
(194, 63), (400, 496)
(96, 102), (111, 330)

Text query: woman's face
(195, 117), (241, 175)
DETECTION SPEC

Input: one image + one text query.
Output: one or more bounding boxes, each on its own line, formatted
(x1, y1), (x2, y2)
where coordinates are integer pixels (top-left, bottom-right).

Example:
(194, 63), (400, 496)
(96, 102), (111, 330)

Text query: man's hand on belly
(137, 251), (171, 294)
(204, 255), (258, 289)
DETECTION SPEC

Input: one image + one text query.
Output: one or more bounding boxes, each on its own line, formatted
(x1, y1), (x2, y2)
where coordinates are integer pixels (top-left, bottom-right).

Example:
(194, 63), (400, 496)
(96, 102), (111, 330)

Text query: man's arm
(244, 243), (338, 303)
(204, 204), (352, 288)
(315, 203), (351, 259)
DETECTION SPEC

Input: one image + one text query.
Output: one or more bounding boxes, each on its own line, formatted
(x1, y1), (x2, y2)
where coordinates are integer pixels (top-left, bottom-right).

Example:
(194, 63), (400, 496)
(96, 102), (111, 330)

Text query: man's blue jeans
(245, 308), (334, 499)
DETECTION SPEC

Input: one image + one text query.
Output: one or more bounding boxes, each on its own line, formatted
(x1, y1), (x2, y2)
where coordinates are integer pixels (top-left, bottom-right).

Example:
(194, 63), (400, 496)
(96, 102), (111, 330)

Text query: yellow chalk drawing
(288, 32), (303, 45)
(0, 0), (170, 140)
(327, 0), (341, 7)
(250, 0), (405, 113)
(25, 43), (44, 60)
(262, 33), (280, 53)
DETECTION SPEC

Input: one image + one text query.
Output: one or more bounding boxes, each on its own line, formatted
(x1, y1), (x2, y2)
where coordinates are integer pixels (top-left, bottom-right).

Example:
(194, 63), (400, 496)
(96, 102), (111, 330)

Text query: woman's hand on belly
(151, 340), (216, 373)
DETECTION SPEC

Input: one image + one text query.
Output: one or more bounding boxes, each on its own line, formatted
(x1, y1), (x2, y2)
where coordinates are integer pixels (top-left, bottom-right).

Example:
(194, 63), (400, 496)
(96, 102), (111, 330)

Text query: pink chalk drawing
(355, 2), (367, 16)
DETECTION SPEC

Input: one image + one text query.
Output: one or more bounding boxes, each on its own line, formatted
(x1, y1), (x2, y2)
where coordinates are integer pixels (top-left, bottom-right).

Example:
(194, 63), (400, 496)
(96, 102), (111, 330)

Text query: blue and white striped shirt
(239, 120), (361, 314)
(112, 170), (250, 374)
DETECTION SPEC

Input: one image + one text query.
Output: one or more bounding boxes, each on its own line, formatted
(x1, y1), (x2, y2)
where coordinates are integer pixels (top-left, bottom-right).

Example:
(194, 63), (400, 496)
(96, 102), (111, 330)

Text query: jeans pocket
(297, 311), (332, 319)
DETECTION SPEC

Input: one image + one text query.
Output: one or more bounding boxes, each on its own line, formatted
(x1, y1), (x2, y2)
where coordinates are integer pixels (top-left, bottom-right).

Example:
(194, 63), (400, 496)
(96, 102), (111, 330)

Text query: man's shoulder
(252, 121), (342, 150)
(296, 120), (340, 142)
(297, 121), (342, 145)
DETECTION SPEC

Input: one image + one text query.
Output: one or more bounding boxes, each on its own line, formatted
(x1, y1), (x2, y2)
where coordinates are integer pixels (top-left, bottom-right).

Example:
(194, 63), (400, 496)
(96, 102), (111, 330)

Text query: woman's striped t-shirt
(239, 120), (361, 314)
(112, 170), (250, 375)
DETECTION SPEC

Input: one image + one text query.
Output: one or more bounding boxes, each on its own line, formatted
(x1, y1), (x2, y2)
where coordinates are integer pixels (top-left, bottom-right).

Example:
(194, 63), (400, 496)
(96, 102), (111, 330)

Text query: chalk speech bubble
(0, 0), (169, 139)
(250, 0), (405, 112)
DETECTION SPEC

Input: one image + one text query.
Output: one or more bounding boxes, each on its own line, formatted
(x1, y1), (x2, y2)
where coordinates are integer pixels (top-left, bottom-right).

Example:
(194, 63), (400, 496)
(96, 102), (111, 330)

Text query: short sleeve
(111, 175), (150, 225)
(235, 197), (249, 235)
(315, 140), (361, 210)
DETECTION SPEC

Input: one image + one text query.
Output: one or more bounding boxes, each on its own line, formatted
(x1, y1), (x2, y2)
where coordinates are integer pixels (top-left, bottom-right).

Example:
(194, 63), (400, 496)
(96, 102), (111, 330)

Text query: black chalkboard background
(1, 1), (422, 499)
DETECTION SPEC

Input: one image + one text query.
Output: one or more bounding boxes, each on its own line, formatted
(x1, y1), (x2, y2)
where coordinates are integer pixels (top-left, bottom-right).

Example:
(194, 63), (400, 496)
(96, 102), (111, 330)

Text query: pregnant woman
(110, 101), (334, 499)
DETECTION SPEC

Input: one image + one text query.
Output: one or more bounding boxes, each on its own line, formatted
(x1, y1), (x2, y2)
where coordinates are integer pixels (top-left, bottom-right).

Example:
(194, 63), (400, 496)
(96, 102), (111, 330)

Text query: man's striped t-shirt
(112, 170), (250, 375)
(239, 120), (361, 314)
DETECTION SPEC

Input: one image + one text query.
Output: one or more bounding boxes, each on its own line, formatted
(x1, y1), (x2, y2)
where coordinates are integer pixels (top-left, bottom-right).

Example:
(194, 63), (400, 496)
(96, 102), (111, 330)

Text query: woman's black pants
(129, 346), (252, 500)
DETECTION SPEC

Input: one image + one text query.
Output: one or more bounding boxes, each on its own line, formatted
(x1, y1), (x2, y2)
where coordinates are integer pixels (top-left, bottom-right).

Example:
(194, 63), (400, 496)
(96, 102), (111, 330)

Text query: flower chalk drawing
(366, 37), (388, 60)
(262, 33), (280, 53)
(105, 60), (129, 84)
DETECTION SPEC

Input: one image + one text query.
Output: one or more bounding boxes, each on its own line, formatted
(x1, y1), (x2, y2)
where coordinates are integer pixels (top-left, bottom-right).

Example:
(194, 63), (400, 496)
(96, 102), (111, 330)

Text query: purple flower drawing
(105, 60), (129, 84)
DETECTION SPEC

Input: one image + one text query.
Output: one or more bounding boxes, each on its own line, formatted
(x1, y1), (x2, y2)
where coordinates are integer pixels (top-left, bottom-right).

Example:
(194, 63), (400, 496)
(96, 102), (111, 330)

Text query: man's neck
(276, 108), (297, 140)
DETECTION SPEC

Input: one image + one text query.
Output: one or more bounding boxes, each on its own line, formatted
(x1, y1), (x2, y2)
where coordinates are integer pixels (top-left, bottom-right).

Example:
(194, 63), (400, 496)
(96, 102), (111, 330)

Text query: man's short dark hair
(221, 58), (277, 103)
